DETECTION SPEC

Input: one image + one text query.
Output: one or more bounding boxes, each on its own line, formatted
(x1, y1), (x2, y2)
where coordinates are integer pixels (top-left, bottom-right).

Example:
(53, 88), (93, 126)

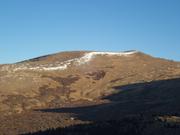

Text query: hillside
(0, 50), (180, 135)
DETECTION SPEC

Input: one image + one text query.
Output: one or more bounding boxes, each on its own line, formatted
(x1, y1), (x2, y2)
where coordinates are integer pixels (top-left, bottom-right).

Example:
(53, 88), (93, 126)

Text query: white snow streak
(76, 51), (137, 64)
(1, 51), (137, 72)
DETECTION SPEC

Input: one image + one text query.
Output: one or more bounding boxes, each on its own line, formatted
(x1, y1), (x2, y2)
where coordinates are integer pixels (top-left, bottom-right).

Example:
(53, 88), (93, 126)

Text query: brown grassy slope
(0, 51), (179, 115)
(1, 78), (180, 135)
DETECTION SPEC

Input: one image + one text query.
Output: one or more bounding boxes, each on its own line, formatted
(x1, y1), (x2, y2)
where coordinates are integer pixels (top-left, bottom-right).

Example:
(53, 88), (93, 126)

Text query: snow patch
(76, 51), (137, 64)
(0, 51), (137, 72)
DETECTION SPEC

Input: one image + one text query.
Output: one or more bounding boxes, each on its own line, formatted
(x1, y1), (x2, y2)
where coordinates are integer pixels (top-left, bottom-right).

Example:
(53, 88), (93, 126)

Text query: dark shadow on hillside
(21, 117), (150, 135)
(35, 78), (180, 120)
(22, 116), (180, 135)
(24, 78), (180, 135)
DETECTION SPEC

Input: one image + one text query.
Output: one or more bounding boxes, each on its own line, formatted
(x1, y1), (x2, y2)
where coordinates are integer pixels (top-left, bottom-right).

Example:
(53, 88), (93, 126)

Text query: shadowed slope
(24, 78), (180, 135)
(35, 78), (180, 120)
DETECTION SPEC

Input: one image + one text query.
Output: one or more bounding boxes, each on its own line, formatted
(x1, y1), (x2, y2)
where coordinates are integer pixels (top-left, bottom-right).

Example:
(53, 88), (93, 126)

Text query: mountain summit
(0, 51), (180, 134)
(1, 50), (138, 71)
(0, 50), (179, 114)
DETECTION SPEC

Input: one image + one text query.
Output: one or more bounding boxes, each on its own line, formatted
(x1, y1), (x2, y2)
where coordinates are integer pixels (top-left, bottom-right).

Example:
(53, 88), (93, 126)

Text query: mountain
(0, 51), (180, 135)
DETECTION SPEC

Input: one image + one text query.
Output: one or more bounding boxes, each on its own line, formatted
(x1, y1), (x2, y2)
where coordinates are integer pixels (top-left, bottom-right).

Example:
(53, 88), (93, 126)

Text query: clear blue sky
(0, 0), (180, 63)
